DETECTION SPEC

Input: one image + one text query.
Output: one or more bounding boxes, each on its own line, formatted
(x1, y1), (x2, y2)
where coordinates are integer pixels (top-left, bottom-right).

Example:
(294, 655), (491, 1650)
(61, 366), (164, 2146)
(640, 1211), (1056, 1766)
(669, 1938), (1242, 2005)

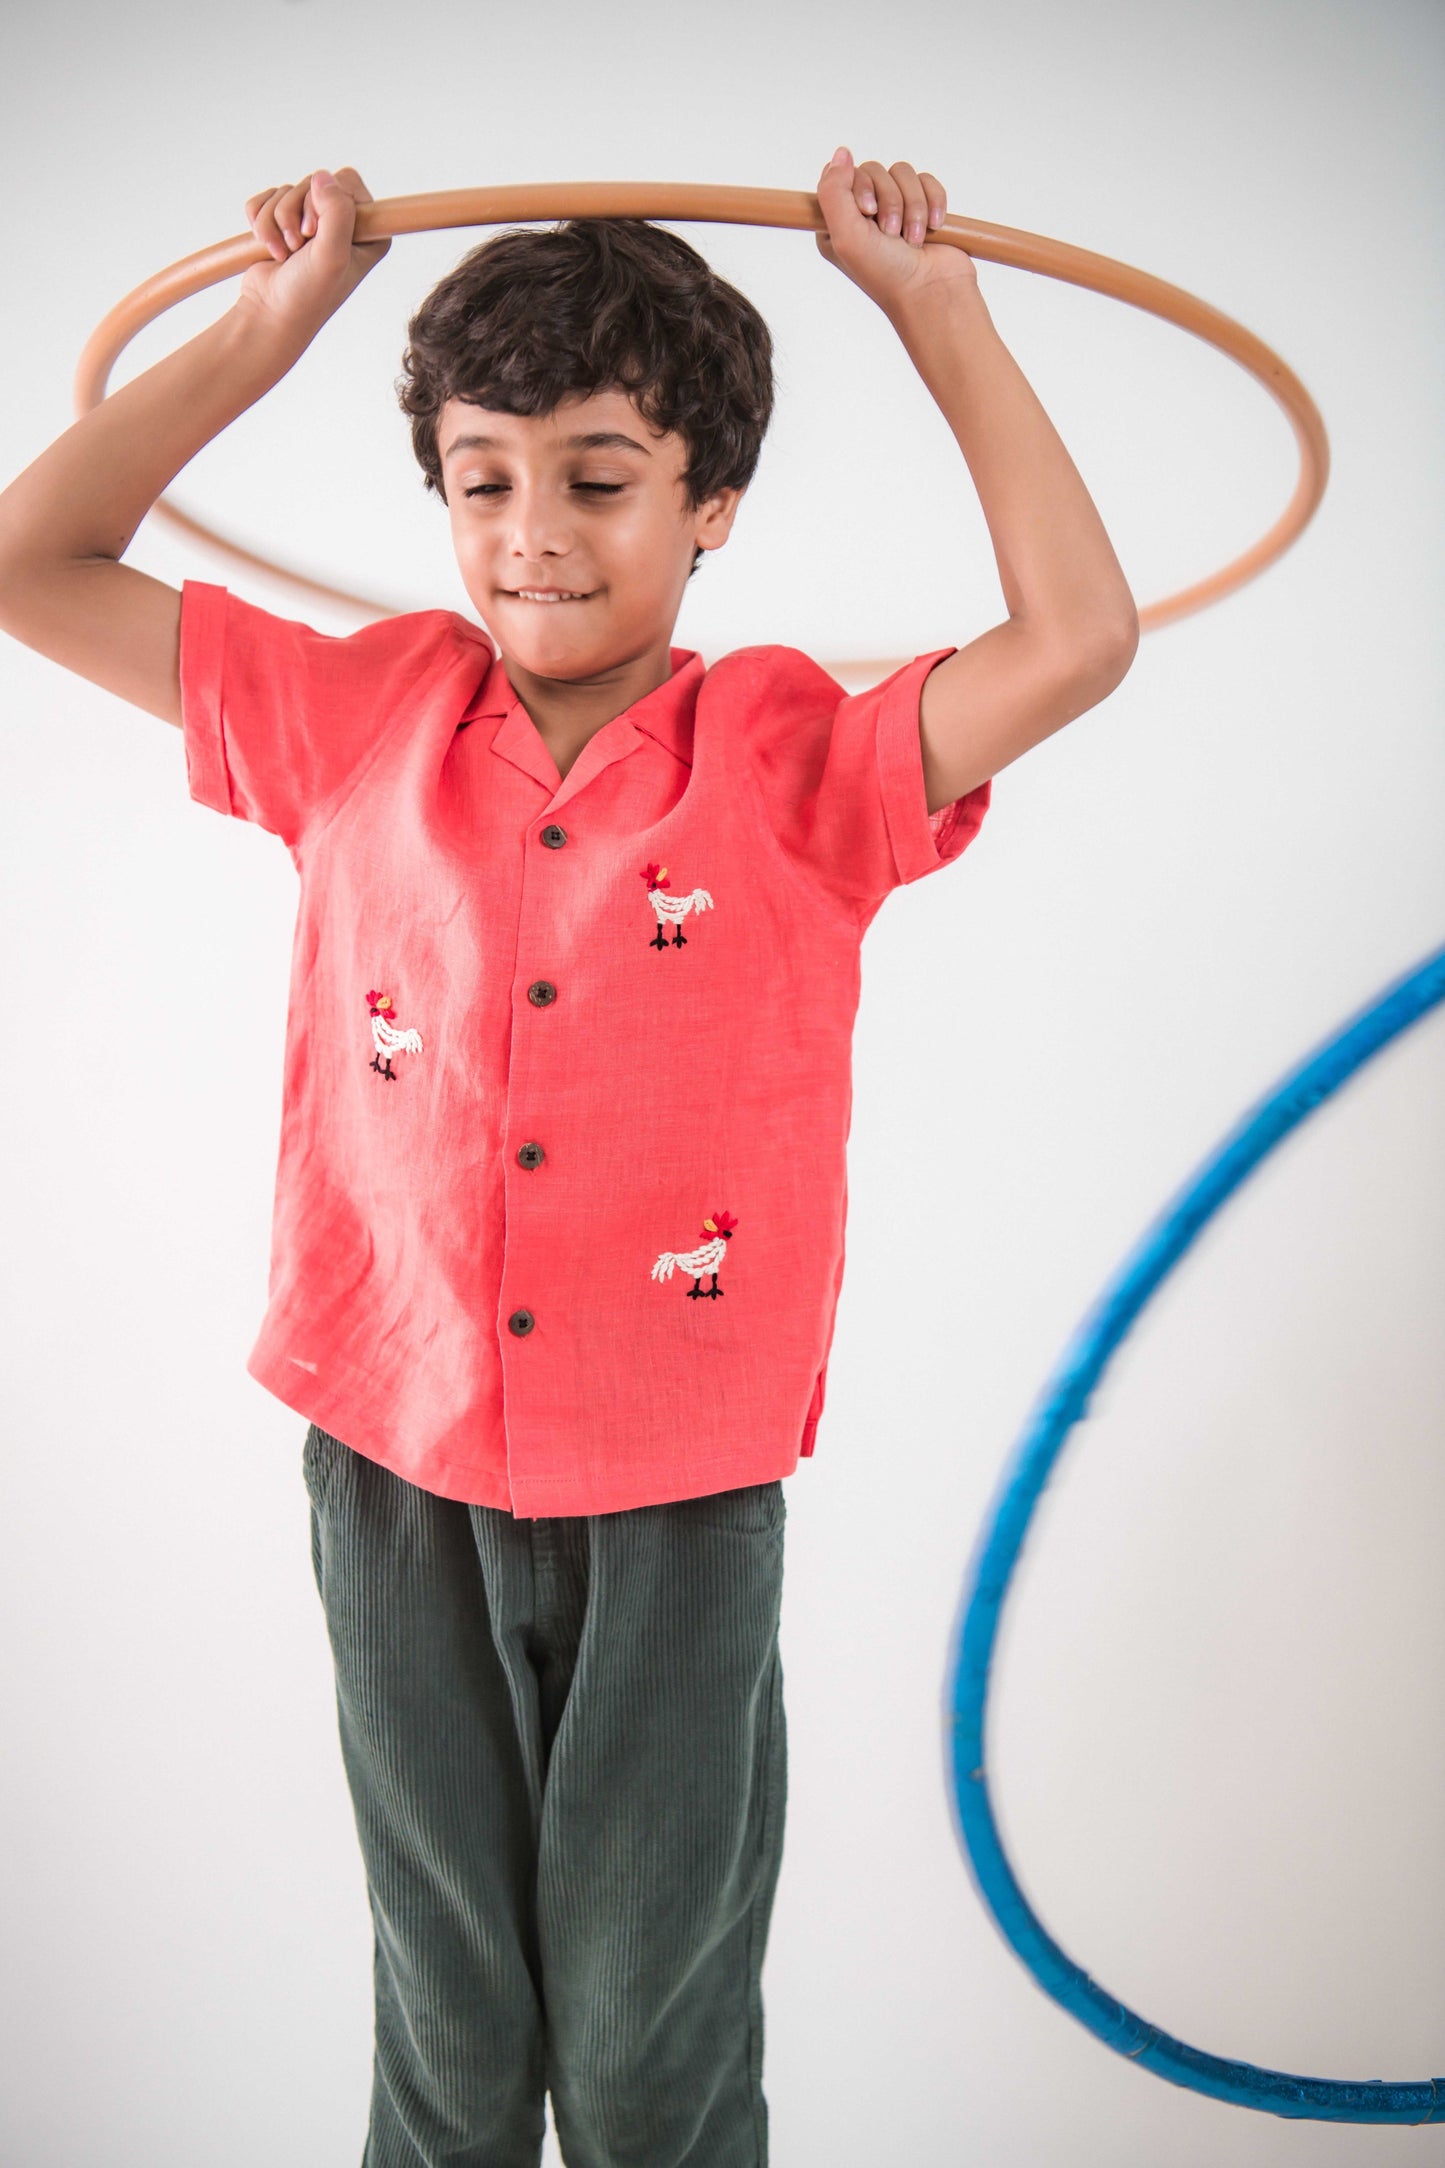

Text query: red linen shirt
(178, 579), (990, 1516)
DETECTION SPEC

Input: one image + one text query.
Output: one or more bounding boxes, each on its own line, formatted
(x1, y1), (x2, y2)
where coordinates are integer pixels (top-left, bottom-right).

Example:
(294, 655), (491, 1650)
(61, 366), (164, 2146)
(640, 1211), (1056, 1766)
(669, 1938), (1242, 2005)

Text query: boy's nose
(503, 489), (575, 560)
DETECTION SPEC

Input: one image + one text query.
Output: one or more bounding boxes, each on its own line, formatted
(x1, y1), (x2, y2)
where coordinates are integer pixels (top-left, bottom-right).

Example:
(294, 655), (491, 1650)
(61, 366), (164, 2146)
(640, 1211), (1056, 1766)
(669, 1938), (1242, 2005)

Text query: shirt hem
(503, 1451), (807, 1518)
(247, 1344), (806, 1518)
(877, 645), (991, 886)
(178, 580), (234, 817)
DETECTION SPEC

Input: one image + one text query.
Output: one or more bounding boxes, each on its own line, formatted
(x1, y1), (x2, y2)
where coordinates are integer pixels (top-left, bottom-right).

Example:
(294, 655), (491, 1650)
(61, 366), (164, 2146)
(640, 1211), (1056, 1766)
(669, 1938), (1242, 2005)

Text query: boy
(0, 148), (1137, 2166)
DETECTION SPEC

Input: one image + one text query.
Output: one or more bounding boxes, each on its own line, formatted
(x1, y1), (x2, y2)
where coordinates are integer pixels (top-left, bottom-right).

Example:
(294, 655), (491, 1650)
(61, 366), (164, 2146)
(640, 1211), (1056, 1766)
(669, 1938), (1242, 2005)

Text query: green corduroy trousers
(302, 1423), (789, 2168)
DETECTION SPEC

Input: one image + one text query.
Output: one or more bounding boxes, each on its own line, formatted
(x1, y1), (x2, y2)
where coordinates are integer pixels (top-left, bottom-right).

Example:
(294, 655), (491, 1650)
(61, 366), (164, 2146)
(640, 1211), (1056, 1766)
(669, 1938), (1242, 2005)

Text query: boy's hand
(237, 166), (391, 343)
(814, 147), (977, 314)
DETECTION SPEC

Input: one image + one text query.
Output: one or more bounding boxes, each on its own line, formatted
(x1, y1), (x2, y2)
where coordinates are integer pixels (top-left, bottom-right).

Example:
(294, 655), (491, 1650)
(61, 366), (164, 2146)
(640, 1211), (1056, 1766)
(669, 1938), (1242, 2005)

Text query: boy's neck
(502, 635), (682, 781)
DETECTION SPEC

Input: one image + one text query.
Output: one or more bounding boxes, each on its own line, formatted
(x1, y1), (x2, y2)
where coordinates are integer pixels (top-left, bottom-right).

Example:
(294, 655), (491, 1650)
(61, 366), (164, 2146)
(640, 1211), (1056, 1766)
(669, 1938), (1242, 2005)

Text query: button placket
(505, 819), (570, 1353)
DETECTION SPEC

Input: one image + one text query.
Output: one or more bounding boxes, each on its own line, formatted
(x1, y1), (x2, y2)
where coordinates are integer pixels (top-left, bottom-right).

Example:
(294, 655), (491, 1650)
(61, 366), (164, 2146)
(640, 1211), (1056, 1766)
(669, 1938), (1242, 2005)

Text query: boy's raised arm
(0, 167), (389, 729)
(815, 148), (1139, 810)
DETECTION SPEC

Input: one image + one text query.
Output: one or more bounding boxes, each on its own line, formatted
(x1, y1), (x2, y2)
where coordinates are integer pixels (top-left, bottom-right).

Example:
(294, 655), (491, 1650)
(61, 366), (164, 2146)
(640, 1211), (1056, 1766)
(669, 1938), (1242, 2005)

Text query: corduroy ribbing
(303, 1423), (788, 2167)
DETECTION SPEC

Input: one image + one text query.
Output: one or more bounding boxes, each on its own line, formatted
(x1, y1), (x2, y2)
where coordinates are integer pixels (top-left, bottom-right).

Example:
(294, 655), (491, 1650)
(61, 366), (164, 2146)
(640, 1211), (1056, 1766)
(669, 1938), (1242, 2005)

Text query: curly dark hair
(394, 217), (774, 578)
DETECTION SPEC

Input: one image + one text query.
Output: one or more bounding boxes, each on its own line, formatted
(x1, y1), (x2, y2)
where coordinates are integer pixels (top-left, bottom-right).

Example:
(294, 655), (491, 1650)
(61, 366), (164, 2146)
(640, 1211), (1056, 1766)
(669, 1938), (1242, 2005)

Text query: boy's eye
(461, 482), (625, 498)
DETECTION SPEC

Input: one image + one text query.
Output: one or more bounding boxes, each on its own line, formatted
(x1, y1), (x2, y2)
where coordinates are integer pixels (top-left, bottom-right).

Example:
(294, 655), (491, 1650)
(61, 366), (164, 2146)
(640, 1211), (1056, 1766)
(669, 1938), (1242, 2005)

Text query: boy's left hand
(815, 147), (977, 313)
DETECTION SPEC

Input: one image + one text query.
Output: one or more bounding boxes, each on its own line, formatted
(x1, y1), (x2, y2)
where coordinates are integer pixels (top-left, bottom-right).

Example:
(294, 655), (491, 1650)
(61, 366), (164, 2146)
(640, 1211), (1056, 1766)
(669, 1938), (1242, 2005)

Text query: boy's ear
(696, 484), (746, 550)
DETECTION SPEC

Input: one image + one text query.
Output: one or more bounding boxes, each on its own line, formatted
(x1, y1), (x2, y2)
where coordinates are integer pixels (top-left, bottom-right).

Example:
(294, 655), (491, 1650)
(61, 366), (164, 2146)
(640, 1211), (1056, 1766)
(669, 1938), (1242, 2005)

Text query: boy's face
(438, 388), (744, 678)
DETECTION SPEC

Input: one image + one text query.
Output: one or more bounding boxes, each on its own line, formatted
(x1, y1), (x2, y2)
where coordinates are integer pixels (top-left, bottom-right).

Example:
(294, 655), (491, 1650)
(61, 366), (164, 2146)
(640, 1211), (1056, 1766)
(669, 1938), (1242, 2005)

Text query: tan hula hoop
(73, 183), (1329, 668)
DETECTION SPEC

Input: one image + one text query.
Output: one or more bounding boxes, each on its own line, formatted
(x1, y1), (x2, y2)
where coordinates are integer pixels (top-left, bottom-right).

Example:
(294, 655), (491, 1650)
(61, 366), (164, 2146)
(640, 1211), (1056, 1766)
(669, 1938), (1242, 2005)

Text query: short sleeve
(178, 580), (470, 850)
(737, 643), (992, 924)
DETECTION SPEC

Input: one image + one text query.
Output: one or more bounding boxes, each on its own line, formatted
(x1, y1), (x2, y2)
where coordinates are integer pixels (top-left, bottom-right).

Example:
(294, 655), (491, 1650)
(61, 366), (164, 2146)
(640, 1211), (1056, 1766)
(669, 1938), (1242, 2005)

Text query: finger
(306, 164), (368, 234)
(313, 167), (384, 259)
(858, 160), (903, 232)
(851, 158), (881, 215)
(919, 171), (948, 229)
(304, 172), (366, 274)
(274, 177), (313, 251)
(887, 161), (929, 243)
(256, 181), (304, 254)
(329, 163), (374, 202)
(247, 185), (292, 262)
(817, 147), (863, 211)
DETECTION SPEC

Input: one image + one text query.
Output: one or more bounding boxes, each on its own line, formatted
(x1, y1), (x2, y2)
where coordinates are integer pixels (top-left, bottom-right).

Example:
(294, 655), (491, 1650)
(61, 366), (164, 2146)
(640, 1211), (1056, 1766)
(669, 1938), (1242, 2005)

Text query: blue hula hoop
(946, 941), (1445, 2123)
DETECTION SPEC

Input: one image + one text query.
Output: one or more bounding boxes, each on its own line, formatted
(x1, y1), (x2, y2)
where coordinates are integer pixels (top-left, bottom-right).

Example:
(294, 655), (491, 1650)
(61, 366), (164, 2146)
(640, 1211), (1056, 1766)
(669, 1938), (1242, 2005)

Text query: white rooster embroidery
(641, 860), (713, 949)
(365, 989), (423, 1081)
(651, 1209), (739, 1299)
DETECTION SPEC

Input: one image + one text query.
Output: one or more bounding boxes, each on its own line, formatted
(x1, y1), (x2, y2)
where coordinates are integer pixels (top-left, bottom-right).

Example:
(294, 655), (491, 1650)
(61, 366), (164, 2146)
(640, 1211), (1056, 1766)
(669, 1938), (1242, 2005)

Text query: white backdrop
(2, 2), (1442, 2162)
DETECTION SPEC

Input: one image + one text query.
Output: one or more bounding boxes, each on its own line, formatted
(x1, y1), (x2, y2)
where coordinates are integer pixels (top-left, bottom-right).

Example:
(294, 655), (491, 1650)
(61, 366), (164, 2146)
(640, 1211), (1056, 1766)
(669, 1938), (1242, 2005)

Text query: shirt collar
(459, 643), (705, 774)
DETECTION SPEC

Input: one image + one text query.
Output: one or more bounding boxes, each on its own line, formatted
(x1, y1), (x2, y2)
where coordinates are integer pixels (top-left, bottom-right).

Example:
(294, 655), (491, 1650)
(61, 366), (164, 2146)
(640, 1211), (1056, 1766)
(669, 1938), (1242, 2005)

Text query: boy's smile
(438, 388), (743, 776)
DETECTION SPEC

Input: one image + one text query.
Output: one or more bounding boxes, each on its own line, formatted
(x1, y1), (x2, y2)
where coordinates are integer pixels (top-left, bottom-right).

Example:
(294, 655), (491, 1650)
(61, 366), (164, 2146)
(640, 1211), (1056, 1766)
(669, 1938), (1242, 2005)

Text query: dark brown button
(507, 1308), (535, 1336)
(540, 824), (568, 849)
(517, 1141), (545, 1169)
(527, 980), (557, 1007)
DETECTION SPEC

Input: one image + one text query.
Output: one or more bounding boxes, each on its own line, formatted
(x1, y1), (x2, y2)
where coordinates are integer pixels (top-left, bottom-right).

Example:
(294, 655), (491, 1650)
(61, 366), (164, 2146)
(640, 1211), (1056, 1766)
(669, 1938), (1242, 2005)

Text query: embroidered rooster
(651, 1210), (739, 1299)
(641, 861), (713, 949)
(365, 989), (423, 1081)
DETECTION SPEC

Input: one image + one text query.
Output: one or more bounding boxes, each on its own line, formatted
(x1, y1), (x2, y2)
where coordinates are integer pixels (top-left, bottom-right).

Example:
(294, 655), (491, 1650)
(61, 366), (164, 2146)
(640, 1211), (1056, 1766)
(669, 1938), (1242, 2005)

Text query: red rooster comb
(640, 861), (669, 889)
(701, 1209), (739, 1236)
(365, 989), (392, 1011)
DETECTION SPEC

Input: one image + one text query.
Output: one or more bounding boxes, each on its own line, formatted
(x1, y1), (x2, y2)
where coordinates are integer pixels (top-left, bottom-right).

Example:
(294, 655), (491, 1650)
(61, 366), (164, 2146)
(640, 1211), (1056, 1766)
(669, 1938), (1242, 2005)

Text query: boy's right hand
(238, 166), (391, 343)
